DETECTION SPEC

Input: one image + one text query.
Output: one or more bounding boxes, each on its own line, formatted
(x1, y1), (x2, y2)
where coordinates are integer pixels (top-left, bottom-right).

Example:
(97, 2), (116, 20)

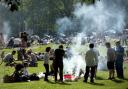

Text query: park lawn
(1, 43), (58, 60)
(0, 44), (128, 89)
(0, 62), (128, 89)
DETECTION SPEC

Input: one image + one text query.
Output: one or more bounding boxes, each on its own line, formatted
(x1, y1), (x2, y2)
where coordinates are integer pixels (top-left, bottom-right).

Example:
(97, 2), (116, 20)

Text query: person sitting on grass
(36, 52), (44, 61)
(12, 63), (24, 82)
(4, 50), (16, 66)
(21, 62), (30, 81)
(105, 42), (116, 80)
(27, 49), (37, 67)
(21, 62), (40, 81)
(22, 48), (29, 61)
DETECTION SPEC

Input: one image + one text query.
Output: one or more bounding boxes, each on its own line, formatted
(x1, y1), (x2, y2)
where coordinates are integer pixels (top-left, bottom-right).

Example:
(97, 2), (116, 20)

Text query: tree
(0, 0), (99, 37)
(0, 0), (21, 11)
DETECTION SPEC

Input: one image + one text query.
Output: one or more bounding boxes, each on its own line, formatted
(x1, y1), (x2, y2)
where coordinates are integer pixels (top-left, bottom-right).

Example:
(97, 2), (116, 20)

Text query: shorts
(107, 61), (115, 69)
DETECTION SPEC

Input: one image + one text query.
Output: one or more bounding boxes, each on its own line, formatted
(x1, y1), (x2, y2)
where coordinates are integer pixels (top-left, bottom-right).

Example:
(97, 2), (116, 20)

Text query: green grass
(0, 44), (128, 89)
(0, 62), (128, 89)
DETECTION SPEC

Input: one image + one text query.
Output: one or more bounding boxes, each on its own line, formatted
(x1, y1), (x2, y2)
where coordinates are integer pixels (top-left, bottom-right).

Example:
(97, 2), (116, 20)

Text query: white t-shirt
(85, 49), (97, 66)
(43, 52), (50, 64)
(22, 68), (29, 76)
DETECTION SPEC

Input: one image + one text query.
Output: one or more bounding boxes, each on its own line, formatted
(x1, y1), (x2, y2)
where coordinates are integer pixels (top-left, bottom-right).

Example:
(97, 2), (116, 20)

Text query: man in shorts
(105, 42), (116, 79)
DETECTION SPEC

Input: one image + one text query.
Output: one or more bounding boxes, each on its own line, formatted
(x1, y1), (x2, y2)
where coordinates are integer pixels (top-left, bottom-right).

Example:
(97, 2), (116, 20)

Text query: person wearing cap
(115, 41), (125, 79)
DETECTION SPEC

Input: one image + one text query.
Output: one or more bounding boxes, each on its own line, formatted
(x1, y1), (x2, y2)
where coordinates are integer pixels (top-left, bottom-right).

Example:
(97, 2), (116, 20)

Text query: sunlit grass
(0, 44), (128, 89)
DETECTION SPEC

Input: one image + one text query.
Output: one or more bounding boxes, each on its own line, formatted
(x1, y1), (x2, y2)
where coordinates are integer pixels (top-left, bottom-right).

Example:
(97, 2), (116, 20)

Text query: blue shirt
(115, 46), (124, 61)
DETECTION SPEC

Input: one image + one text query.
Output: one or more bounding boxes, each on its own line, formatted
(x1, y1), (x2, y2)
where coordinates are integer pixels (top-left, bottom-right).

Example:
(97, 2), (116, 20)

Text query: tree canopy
(0, 0), (127, 37)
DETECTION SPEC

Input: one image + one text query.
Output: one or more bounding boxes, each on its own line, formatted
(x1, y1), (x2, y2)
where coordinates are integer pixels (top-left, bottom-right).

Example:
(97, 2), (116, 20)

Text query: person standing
(20, 32), (28, 48)
(84, 43), (97, 83)
(105, 42), (116, 79)
(43, 47), (51, 81)
(54, 45), (65, 82)
(115, 41), (125, 79)
(121, 30), (128, 46)
(94, 48), (100, 78)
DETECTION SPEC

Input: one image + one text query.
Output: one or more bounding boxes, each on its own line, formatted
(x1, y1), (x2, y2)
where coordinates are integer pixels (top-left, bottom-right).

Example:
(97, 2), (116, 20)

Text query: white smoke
(57, 0), (126, 76)
(74, 1), (125, 34)
(3, 21), (11, 43)
(57, 0), (125, 34)
(57, 17), (73, 33)
(63, 33), (86, 77)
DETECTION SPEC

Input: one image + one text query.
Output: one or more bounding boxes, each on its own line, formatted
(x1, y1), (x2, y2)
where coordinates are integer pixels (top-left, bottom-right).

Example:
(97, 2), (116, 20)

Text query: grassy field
(0, 44), (128, 89)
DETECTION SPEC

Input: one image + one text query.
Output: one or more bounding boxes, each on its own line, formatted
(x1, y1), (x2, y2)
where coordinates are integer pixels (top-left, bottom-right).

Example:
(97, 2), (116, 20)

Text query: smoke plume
(57, 0), (126, 77)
